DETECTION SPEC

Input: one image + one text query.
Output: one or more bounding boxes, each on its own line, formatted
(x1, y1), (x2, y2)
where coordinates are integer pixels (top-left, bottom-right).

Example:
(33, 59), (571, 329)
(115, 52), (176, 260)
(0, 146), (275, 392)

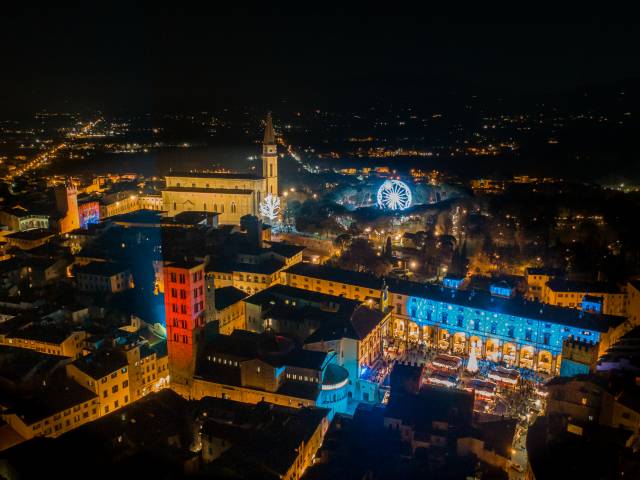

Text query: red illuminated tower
(164, 261), (206, 398)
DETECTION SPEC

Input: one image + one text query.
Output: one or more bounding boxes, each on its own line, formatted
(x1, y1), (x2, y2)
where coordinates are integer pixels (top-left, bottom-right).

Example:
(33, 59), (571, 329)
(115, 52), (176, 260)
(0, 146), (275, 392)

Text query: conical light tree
(467, 344), (479, 374)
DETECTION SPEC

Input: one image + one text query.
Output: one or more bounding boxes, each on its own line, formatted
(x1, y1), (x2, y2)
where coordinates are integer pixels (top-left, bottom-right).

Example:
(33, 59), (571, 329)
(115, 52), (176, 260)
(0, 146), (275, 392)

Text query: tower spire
(263, 112), (276, 145)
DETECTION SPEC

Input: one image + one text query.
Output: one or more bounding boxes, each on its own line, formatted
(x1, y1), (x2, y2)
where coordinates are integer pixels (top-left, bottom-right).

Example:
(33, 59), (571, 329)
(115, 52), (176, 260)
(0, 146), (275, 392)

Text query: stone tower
(261, 113), (278, 196)
(164, 261), (207, 398)
(55, 180), (79, 234)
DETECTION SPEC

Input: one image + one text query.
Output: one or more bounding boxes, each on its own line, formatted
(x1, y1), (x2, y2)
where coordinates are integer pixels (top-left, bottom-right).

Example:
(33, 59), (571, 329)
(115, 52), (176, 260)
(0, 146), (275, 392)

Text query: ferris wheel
(377, 180), (412, 211)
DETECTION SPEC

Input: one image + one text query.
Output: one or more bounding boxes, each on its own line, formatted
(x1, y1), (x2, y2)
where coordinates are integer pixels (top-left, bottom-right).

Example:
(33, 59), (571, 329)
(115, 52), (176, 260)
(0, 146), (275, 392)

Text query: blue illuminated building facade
(581, 295), (603, 314)
(282, 263), (622, 376)
(393, 285), (618, 374)
(443, 275), (464, 290)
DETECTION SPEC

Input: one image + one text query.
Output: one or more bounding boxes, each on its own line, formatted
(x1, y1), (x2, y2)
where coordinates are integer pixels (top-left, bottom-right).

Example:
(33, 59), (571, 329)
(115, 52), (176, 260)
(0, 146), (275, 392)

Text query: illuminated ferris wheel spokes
(377, 180), (412, 210)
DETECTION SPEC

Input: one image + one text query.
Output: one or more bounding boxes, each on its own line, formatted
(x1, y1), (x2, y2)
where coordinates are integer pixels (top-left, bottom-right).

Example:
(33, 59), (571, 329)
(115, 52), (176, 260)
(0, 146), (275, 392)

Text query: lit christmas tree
(467, 344), (479, 374)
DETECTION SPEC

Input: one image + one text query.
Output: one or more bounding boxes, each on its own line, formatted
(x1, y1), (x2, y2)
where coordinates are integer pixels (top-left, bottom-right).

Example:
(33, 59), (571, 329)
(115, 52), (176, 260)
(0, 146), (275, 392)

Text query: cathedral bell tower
(262, 113), (278, 196)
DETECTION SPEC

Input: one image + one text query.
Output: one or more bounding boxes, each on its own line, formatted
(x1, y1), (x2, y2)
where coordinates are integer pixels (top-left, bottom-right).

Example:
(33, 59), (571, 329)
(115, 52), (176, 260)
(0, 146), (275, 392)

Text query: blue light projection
(581, 296), (603, 314)
(405, 296), (601, 356)
(443, 277), (464, 289)
(489, 284), (513, 298)
(80, 212), (100, 229)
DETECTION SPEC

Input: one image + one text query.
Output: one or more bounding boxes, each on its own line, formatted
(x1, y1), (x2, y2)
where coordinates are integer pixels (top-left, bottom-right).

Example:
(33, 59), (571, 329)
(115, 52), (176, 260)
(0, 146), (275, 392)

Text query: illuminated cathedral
(162, 113), (278, 225)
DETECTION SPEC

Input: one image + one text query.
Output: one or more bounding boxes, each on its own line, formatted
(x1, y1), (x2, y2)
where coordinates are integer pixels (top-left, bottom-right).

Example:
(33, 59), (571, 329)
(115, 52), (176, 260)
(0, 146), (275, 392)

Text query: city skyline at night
(0, 7), (639, 480)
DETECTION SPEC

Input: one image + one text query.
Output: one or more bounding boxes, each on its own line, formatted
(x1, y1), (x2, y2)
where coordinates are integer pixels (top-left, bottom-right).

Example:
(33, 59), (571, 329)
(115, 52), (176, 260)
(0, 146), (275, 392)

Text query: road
(8, 118), (101, 181)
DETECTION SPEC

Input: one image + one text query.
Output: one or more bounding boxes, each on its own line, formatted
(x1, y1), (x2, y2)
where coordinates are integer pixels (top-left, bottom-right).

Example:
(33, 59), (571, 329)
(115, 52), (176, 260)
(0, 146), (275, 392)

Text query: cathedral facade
(162, 114), (278, 225)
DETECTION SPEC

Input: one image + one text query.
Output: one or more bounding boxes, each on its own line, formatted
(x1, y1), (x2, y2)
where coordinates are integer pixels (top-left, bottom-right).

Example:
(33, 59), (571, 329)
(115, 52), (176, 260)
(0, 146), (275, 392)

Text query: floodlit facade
(162, 114), (278, 224)
(283, 264), (623, 375)
(541, 279), (626, 316)
(164, 260), (207, 397)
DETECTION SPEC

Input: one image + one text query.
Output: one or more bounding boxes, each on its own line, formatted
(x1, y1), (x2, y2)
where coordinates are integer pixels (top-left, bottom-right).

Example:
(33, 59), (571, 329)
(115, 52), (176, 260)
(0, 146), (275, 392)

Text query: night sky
(2, 6), (640, 114)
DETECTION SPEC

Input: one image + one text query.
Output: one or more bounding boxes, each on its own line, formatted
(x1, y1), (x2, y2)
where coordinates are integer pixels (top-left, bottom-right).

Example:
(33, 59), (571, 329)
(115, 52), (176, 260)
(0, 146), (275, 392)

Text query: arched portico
(537, 350), (553, 374)
(453, 332), (466, 355)
(469, 335), (482, 357)
(438, 329), (451, 351)
(519, 345), (535, 369)
(503, 342), (517, 366)
(485, 338), (501, 362)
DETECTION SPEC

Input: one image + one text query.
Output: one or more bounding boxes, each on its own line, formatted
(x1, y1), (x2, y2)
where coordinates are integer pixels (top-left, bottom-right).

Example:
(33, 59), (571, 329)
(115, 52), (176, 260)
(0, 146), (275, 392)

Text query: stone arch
(408, 321), (420, 342)
(422, 325), (434, 346)
(519, 345), (535, 369)
(438, 328), (451, 350)
(394, 318), (406, 338)
(485, 338), (500, 362)
(469, 335), (482, 357)
(453, 332), (466, 355)
(502, 342), (517, 366)
(537, 350), (553, 374)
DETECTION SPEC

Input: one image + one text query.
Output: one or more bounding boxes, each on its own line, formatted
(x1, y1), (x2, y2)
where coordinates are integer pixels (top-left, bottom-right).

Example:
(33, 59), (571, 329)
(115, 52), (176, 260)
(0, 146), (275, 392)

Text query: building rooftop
(545, 278), (622, 294)
(74, 261), (129, 277)
(472, 418), (518, 459)
(0, 345), (66, 387)
(214, 286), (247, 311)
(234, 260), (285, 275)
(165, 260), (204, 271)
(166, 171), (264, 180)
(201, 400), (328, 479)
(163, 186), (256, 195)
(525, 267), (564, 276)
(285, 263), (624, 333)
(268, 242), (306, 258)
(385, 383), (474, 432)
(5, 229), (55, 241)
(350, 305), (388, 339)
(172, 211), (217, 225)
(243, 283), (360, 311)
(70, 349), (128, 380)
(8, 324), (79, 344)
(0, 207), (49, 218)
(8, 381), (97, 425)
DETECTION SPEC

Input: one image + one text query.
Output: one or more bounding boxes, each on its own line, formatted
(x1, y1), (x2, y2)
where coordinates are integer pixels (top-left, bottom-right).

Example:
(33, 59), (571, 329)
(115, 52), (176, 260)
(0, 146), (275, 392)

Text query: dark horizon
(2, 7), (640, 115)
